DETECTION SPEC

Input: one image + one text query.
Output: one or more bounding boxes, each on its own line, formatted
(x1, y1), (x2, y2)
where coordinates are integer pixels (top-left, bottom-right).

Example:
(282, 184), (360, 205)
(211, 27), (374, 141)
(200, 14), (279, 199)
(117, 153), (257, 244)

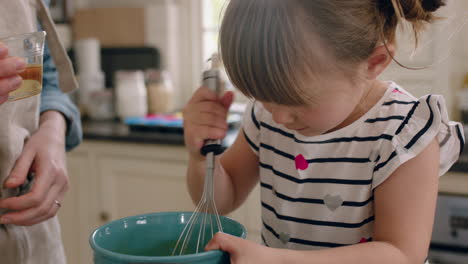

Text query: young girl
(183, 0), (464, 263)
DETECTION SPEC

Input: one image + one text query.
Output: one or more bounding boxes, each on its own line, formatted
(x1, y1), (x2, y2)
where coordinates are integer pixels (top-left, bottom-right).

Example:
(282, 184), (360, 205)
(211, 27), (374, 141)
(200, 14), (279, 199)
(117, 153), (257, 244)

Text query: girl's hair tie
(421, 0), (446, 12)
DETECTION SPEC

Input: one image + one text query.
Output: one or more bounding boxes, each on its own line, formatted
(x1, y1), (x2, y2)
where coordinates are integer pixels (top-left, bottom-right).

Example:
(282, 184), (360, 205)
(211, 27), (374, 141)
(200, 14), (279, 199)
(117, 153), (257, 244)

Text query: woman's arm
(39, 40), (82, 151)
(0, 32), (81, 225)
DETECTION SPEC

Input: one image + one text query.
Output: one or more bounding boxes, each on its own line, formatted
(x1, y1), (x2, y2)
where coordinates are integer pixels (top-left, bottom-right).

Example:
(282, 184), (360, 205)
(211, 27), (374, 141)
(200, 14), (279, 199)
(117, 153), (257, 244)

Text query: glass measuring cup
(0, 31), (46, 102)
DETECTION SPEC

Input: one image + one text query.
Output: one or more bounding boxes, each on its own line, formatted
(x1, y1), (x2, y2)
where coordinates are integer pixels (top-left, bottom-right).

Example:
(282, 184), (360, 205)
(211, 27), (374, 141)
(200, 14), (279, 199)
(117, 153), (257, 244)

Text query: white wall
(448, 0), (468, 119)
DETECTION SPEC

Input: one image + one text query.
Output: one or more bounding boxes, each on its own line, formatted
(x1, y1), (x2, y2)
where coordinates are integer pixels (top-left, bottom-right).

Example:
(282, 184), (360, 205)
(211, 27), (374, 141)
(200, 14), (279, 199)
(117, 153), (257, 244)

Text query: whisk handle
(201, 144), (224, 156)
(200, 60), (225, 157)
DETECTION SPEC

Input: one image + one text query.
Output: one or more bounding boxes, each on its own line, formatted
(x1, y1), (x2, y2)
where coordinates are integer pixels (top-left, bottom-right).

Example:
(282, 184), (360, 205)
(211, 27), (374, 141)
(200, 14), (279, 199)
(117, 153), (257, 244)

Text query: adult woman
(0, 0), (81, 263)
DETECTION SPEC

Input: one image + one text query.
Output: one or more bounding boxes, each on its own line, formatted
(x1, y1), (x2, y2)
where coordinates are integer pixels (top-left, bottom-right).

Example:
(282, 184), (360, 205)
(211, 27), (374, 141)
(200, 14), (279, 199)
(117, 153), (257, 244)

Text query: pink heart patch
(295, 154), (309, 170)
(392, 88), (404, 94)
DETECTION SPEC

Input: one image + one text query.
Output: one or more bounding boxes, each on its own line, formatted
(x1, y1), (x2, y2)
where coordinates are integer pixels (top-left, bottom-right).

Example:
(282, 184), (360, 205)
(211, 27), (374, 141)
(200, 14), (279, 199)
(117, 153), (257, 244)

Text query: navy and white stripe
(241, 82), (464, 250)
(260, 162), (373, 185)
(259, 121), (395, 144)
(260, 182), (374, 207)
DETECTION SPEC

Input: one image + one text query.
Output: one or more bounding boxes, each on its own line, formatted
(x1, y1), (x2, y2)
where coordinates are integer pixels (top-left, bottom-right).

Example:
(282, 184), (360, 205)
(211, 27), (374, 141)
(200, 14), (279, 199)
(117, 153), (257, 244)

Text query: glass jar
(145, 70), (175, 114)
(115, 70), (148, 119)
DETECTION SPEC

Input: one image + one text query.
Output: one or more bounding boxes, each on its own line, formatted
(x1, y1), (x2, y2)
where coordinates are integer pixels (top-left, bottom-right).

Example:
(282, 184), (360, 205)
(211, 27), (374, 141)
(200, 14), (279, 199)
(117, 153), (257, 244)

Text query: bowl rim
(89, 211), (246, 262)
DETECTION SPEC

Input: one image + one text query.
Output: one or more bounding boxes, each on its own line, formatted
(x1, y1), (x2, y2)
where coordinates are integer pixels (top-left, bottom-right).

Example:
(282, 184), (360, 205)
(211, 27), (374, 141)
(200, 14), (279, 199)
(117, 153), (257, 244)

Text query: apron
(0, 0), (77, 263)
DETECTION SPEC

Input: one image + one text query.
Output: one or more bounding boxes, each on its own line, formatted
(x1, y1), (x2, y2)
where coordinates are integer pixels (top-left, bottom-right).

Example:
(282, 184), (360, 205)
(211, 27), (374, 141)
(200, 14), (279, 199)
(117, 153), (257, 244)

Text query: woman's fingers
(0, 158), (57, 211)
(0, 43), (26, 100)
(0, 57), (26, 78)
(0, 54), (26, 100)
(0, 184), (63, 226)
(0, 74), (22, 97)
(0, 43), (8, 58)
(23, 183), (66, 226)
(3, 144), (36, 189)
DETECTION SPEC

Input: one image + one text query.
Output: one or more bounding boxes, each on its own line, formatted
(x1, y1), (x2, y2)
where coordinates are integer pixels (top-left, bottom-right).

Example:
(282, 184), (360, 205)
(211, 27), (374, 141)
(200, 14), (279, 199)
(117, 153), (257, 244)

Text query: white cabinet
(59, 140), (261, 264)
(95, 146), (194, 221)
(58, 152), (94, 264)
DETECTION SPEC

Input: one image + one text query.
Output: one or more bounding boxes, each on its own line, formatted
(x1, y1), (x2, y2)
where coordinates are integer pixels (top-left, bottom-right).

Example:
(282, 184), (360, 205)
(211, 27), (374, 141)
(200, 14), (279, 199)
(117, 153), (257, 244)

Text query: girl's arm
(207, 139), (440, 264)
(187, 129), (260, 215)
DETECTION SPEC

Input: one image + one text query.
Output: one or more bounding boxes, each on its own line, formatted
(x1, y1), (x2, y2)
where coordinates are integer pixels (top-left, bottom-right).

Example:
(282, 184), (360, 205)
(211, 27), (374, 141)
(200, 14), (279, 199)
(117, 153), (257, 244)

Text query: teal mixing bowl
(89, 212), (246, 264)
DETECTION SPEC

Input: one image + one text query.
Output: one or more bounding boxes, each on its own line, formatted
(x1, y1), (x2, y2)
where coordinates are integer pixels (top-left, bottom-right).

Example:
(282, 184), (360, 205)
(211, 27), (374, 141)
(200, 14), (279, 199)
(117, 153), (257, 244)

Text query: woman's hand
(205, 233), (280, 264)
(0, 43), (26, 104)
(0, 111), (68, 226)
(183, 87), (234, 160)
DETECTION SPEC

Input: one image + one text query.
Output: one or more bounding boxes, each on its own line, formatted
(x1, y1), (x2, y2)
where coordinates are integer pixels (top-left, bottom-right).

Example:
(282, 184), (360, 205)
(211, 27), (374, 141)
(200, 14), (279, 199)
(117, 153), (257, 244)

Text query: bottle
(146, 70), (175, 114)
(115, 70), (148, 119)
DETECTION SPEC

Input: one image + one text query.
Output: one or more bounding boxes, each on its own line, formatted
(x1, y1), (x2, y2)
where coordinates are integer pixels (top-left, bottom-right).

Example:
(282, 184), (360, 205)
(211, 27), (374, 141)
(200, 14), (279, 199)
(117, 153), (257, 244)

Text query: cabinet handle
(100, 212), (110, 222)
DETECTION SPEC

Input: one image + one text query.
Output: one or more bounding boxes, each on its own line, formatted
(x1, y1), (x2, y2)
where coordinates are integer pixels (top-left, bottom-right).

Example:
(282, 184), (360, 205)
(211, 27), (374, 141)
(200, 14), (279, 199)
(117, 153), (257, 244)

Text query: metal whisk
(172, 55), (225, 256)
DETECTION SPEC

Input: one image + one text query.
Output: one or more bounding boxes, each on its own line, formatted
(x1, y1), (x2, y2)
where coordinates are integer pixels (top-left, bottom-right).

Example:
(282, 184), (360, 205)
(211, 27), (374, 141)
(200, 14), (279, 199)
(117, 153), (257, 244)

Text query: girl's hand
(0, 111), (68, 226)
(183, 86), (234, 160)
(0, 43), (26, 104)
(205, 233), (279, 264)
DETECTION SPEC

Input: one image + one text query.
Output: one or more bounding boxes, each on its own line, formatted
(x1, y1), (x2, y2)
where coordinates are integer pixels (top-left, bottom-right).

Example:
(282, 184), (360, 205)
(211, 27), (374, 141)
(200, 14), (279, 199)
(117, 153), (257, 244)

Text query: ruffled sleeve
(372, 94), (465, 189)
(241, 100), (262, 155)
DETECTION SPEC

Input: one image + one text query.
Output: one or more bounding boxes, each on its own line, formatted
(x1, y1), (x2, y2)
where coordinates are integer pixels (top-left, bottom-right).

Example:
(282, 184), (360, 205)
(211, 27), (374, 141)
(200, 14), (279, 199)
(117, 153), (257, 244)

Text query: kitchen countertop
(82, 119), (239, 147)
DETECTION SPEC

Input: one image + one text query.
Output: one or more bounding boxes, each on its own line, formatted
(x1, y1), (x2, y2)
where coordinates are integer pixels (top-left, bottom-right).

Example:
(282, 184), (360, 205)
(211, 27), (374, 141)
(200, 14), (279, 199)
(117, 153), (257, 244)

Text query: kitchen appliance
(68, 47), (161, 89)
(429, 194), (468, 264)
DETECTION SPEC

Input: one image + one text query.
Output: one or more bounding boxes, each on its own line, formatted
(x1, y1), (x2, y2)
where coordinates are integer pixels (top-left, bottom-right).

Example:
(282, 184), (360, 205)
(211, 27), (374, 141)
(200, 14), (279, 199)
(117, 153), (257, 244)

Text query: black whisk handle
(200, 142), (225, 156)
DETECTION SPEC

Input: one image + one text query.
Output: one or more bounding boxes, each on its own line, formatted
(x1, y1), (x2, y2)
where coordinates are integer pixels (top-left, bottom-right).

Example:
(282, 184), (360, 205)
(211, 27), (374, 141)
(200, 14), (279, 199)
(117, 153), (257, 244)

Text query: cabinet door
(59, 151), (94, 264)
(97, 155), (195, 222)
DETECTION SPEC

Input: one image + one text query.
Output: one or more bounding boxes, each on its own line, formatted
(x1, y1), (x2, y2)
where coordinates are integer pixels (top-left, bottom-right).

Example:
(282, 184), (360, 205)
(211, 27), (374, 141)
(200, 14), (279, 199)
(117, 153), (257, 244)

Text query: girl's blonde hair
(219, 0), (445, 105)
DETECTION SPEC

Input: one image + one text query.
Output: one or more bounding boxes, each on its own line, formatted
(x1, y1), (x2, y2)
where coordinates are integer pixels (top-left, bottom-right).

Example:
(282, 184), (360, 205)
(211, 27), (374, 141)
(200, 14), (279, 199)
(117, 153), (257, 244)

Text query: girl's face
(261, 77), (367, 137)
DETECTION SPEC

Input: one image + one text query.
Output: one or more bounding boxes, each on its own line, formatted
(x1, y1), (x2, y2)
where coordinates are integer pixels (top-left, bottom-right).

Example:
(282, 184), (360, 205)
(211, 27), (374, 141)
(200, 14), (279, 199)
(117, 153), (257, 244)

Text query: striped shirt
(242, 82), (464, 250)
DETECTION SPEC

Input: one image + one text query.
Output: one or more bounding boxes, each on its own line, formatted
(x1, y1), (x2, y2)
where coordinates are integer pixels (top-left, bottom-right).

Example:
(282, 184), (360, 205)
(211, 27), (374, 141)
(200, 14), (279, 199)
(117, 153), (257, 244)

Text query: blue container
(90, 212), (246, 264)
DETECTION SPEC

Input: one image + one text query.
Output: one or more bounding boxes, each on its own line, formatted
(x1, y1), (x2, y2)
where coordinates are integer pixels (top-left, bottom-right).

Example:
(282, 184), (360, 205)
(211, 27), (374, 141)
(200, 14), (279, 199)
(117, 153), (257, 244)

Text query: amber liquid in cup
(8, 64), (43, 101)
